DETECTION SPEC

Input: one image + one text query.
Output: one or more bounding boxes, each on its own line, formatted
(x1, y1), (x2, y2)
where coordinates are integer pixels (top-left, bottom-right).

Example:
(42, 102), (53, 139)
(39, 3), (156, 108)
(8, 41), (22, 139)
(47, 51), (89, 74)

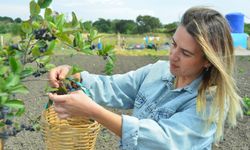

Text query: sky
(1, 0), (250, 24)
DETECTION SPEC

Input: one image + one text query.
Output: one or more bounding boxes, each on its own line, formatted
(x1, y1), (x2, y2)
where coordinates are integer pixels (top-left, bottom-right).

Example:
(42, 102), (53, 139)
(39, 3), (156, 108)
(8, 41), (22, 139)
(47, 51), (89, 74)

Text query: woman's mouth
(170, 63), (179, 69)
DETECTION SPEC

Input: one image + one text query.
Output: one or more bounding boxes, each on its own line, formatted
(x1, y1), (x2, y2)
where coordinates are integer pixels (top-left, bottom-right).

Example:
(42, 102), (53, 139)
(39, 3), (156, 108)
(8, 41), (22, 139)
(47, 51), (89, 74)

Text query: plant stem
(23, 34), (34, 65)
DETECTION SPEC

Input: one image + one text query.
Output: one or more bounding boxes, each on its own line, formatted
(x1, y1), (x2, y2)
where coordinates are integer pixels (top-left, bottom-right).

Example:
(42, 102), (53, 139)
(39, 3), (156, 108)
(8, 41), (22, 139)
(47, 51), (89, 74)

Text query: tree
(114, 19), (137, 34)
(244, 23), (250, 35)
(164, 22), (178, 36)
(93, 18), (113, 33)
(0, 16), (14, 23)
(136, 15), (162, 33)
(14, 18), (22, 23)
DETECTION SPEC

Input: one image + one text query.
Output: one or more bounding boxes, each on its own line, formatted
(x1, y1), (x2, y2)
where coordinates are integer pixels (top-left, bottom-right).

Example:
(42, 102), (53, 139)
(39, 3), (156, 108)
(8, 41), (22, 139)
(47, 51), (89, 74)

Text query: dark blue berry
(21, 124), (26, 129)
(32, 72), (41, 78)
(5, 119), (13, 125)
(10, 44), (19, 50)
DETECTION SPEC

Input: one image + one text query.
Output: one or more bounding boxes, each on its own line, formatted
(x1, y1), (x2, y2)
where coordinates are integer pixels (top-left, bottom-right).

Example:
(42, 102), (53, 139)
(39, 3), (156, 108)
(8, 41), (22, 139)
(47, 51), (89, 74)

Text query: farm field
(3, 54), (250, 150)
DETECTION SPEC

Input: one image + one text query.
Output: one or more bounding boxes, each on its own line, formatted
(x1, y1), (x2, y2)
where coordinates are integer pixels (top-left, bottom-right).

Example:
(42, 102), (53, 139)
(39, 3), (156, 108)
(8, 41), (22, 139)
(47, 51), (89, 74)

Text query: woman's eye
(170, 42), (176, 48)
(182, 51), (191, 57)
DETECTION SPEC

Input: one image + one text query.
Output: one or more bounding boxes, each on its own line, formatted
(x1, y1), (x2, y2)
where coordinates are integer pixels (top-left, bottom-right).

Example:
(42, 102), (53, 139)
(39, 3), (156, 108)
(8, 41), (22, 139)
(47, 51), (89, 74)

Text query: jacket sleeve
(120, 106), (216, 150)
(80, 63), (153, 109)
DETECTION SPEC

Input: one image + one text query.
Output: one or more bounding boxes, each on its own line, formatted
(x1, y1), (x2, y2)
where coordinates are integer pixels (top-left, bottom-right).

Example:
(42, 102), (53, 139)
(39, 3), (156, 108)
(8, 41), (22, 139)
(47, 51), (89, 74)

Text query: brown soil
(4, 55), (250, 150)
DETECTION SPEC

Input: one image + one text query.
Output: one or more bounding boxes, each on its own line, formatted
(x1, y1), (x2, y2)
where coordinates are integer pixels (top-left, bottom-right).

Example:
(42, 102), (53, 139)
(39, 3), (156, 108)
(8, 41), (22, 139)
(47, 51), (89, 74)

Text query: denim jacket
(80, 60), (216, 150)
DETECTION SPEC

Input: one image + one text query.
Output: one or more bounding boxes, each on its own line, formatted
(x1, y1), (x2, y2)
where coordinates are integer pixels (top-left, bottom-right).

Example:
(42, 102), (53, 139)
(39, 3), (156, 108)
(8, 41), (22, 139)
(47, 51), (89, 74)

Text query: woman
(48, 7), (243, 150)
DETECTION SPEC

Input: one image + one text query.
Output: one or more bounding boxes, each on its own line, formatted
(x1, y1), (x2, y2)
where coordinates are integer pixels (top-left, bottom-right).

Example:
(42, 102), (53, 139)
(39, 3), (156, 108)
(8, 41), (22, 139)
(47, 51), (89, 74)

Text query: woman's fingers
(58, 67), (70, 80)
(48, 65), (71, 88)
(57, 113), (70, 119)
(48, 68), (60, 88)
(53, 102), (70, 119)
(54, 103), (66, 112)
(48, 93), (68, 103)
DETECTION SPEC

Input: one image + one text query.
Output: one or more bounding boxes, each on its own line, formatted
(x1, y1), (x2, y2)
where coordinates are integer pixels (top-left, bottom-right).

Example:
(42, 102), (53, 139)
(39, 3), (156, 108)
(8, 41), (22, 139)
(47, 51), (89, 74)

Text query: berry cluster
(34, 28), (56, 41)
(0, 107), (36, 139)
(33, 28), (56, 53)
(0, 120), (36, 138)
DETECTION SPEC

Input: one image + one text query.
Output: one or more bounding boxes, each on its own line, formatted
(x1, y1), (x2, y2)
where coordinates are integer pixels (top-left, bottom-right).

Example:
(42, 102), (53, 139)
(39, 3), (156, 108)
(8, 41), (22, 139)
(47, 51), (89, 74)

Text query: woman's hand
(49, 90), (122, 137)
(48, 90), (99, 119)
(48, 65), (81, 88)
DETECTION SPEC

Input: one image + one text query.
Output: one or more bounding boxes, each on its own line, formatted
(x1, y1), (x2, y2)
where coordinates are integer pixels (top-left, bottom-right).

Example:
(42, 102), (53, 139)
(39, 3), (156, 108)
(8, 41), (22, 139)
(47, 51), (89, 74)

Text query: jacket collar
(161, 72), (204, 94)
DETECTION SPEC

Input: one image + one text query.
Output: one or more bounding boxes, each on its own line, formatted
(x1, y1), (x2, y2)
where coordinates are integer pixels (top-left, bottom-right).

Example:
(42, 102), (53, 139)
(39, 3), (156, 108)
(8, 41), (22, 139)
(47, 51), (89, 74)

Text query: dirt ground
(3, 55), (250, 150)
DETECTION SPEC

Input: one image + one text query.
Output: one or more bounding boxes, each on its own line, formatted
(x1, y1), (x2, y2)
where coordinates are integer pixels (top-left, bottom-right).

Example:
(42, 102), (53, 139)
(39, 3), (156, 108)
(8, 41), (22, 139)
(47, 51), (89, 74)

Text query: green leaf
(0, 93), (8, 97)
(91, 35), (103, 42)
(74, 32), (84, 48)
(0, 122), (5, 128)
(30, 1), (41, 16)
(31, 15), (44, 22)
(32, 21), (40, 29)
(15, 107), (25, 117)
(48, 21), (57, 30)
(21, 21), (32, 34)
(44, 8), (53, 21)
(9, 57), (22, 74)
(20, 68), (34, 79)
(57, 86), (68, 95)
(31, 45), (40, 57)
(0, 57), (6, 63)
(55, 14), (65, 32)
(44, 40), (56, 55)
(80, 48), (93, 55)
(56, 33), (72, 44)
(4, 99), (24, 109)
(0, 66), (8, 75)
(0, 77), (6, 90)
(5, 74), (20, 89)
(67, 65), (83, 77)
(45, 63), (56, 70)
(45, 86), (58, 93)
(89, 29), (98, 40)
(38, 0), (52, 8)
(0, 96), (8, 105)
(9, 84), (29, 94)
(36, 56), (51, 64)
(71, 65), (83, 75)
(71, 12), (78, 27)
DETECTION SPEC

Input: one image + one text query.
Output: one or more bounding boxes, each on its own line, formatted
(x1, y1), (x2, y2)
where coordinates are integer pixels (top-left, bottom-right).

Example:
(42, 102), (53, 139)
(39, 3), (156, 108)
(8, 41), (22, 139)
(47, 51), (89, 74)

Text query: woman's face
(169, 25), (209, 81)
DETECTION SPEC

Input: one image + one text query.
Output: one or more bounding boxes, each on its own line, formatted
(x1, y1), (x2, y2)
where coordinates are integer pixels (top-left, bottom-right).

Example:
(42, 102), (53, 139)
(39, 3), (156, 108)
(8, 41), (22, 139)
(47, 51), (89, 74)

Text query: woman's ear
(203, 60), (211, 68)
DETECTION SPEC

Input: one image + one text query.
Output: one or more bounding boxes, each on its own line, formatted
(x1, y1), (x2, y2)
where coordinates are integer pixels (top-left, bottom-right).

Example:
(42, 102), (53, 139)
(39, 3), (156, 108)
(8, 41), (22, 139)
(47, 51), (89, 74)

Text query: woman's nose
(169, 48), (179, 61)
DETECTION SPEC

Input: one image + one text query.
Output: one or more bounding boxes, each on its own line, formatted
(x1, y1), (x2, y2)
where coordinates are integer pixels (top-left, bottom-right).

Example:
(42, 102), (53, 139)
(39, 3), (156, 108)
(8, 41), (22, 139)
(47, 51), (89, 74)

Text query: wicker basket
(41, 106), (100, 150)
(0, 138), (3, 150)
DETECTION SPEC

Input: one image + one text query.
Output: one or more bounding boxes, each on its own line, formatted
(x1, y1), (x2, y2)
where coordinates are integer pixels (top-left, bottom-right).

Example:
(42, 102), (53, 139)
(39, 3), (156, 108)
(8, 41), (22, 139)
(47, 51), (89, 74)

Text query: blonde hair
(181, 7), (243, 142)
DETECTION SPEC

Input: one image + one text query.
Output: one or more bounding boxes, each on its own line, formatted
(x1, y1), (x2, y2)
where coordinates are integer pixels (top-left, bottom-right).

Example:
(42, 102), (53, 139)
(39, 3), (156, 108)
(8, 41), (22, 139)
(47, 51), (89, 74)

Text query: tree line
(0, 16), (22, 34)
(0, 15), (178, 35)
(1, 15), (250, 35)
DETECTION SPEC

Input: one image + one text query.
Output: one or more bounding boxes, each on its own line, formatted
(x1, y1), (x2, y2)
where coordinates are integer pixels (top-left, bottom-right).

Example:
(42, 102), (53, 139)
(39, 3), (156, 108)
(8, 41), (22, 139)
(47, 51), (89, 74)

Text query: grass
(53, 46), (169, 56)
(54, 40), (170, 56)
(0, 33), (21, 45)
(98, 33), (170, 45)
(114, 49), (169, 56)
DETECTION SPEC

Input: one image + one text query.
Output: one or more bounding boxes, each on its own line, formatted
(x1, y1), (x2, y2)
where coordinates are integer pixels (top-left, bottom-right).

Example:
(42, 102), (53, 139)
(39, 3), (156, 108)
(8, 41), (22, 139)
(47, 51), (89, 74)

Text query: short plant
(243, 96), (250, 116)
